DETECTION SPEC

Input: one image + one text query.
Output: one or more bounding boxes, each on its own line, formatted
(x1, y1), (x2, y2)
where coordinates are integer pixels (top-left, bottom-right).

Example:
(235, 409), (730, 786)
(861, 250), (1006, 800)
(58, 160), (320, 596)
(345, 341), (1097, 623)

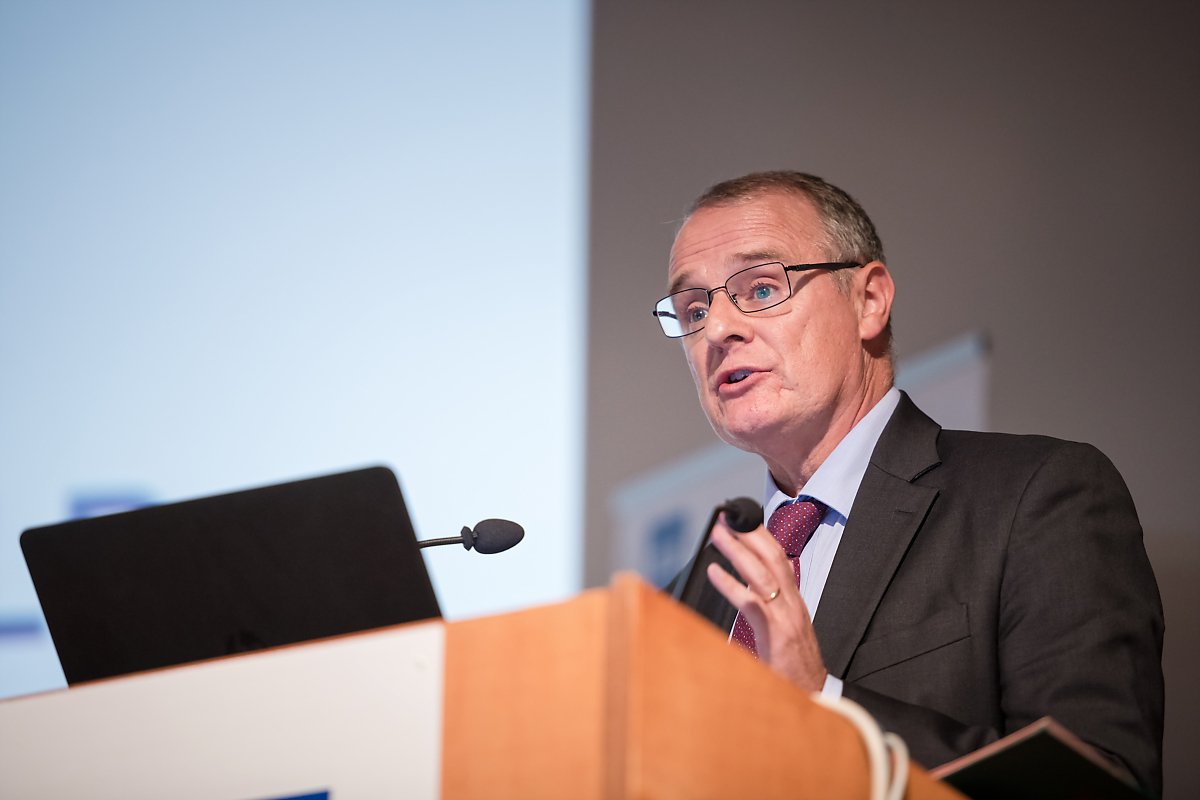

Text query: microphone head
(720, 497), (763, 533)
(467, 518), (525, 554)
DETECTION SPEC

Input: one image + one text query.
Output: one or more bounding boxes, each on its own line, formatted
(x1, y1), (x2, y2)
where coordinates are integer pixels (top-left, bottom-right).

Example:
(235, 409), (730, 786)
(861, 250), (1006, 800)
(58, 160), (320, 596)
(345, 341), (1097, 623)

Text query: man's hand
(706, 517), (828, 692)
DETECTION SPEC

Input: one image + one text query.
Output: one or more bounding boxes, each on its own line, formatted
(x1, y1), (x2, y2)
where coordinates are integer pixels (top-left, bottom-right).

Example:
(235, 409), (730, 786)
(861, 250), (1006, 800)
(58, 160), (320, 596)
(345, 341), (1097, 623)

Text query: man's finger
(709, 524), (779, 597)
(711, 521), (794, 590)
(706, 561), (772, 616)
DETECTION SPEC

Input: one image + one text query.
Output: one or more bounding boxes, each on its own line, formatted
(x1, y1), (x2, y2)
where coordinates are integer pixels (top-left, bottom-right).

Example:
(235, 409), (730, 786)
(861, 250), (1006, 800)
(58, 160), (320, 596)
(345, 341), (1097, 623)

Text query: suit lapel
(813, 394), (942, 678)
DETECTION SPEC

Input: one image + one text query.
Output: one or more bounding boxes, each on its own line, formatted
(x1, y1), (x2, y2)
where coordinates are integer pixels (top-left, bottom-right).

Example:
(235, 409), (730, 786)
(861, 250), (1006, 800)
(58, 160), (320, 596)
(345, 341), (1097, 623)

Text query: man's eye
(751, 283), (780, 301)
(686, 305), (709, 324)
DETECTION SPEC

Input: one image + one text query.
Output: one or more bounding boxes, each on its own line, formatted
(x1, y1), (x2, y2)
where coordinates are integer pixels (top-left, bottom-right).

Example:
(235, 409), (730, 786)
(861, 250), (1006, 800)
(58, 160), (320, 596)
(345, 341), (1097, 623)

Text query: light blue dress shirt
(752, 386), (902, 697)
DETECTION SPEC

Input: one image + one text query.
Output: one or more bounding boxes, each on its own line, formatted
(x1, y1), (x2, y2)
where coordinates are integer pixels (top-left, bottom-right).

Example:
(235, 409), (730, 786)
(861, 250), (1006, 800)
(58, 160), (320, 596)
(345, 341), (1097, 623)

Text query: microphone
(671, 496), (763, 606)
(719, 496), (763, 533)
(417, 518), (525, 554)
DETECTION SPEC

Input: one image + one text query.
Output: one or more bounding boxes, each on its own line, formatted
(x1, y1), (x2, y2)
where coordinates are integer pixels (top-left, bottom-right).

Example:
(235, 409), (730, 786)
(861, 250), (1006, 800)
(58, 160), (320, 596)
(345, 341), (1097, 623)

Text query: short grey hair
(687, 170), (885, 279)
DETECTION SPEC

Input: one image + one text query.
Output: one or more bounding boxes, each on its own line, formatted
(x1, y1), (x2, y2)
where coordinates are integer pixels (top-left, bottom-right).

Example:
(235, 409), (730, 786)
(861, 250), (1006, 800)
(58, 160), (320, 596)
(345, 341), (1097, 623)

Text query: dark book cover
(931, 717), (1156, 800)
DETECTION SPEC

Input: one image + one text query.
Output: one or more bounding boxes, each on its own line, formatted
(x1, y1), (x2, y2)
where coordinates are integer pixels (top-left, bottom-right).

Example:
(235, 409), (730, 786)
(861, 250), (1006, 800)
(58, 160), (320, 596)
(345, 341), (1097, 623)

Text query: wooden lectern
(0, 573), (962, 799)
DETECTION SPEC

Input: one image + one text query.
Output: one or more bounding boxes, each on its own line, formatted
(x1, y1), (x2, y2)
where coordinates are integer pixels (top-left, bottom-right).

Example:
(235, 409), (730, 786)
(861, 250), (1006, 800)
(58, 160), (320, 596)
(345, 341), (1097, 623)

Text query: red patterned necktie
(730, 498), (829, 655)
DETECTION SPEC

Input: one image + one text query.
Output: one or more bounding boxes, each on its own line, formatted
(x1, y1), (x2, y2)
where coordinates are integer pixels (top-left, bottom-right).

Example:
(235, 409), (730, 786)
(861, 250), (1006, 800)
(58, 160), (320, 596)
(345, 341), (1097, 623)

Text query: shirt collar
(764, 386), (902, 522)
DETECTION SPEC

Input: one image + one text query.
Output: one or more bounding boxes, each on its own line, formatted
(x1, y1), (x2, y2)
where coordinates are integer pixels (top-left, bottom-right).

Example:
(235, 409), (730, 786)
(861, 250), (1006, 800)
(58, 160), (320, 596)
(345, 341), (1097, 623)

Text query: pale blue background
(0, 0), (588, 697)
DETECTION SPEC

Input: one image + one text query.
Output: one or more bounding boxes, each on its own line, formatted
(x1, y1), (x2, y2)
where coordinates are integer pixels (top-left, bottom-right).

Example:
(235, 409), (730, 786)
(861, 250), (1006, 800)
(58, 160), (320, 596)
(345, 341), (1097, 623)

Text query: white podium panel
(0, 622), (444, 799)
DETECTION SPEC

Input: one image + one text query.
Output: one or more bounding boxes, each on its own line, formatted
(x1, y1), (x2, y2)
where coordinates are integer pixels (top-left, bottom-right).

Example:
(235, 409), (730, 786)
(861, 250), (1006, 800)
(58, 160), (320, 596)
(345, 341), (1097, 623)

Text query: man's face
(667, 192), (870, 457)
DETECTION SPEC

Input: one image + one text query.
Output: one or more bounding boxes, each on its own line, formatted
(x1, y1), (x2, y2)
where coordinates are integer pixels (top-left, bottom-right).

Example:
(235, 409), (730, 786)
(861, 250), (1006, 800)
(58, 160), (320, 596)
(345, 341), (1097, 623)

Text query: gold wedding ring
(764, 587), (781, 603)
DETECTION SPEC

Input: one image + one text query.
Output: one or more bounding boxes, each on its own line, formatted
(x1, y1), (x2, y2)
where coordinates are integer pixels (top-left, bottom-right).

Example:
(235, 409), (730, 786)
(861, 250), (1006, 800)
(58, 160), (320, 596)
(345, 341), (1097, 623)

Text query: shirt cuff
(821, 673), (844, 699)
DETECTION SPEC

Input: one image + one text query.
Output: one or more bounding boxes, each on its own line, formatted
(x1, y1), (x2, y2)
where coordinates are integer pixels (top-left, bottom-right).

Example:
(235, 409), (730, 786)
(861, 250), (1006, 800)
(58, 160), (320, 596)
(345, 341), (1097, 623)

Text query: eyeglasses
(652, 261), (862, 338)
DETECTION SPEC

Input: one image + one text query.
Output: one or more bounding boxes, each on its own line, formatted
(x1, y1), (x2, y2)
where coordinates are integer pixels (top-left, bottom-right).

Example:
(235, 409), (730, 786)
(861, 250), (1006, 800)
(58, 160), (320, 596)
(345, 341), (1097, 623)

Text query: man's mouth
(727, 369), (753, 384)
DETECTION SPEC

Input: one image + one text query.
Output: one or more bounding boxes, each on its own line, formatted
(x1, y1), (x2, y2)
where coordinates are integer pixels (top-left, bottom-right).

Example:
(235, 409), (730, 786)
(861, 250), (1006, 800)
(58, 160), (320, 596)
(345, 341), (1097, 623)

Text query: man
(656, 171), (1164, 793)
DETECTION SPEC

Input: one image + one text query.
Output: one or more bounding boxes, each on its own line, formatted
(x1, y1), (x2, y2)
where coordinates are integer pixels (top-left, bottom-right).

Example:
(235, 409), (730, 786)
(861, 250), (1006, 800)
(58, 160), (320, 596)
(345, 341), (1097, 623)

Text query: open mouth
(726, 369), (753, 384)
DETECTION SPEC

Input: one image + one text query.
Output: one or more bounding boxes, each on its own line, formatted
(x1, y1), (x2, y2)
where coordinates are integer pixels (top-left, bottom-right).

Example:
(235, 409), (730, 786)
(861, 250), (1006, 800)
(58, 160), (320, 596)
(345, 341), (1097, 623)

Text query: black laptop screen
(21, 466), (440, 684)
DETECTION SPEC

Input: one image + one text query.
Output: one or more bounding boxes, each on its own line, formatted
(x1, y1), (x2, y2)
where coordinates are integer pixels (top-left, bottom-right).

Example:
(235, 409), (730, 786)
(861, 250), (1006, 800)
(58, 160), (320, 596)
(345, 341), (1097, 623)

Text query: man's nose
(703, 290), (751, 344)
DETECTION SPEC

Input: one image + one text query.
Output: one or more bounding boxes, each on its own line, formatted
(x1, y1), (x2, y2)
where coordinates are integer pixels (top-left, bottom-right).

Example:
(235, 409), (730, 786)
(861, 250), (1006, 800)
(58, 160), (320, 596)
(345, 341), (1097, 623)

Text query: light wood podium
(0, 573), (963, 799)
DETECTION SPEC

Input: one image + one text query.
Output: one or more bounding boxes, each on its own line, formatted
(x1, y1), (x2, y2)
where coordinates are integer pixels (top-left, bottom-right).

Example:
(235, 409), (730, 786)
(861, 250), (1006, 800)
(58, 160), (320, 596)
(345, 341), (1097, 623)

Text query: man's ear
(857, 261), (894, 344)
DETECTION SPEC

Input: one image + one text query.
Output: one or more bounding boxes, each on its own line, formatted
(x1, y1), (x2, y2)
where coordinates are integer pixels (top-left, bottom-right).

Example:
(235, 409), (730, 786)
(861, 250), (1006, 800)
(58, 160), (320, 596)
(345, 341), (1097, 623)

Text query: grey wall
(585, 2), (1199, 796)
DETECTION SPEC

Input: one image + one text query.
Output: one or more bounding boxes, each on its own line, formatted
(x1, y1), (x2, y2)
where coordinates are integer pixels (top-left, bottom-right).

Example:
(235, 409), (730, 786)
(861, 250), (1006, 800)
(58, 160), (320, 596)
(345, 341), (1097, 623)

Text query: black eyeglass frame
(652, 261), (862, 338)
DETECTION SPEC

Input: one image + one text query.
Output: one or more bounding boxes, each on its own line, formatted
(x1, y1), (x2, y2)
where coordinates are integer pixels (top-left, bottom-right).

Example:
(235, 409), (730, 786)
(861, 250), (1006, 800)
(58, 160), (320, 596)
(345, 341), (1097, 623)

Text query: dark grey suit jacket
(676, 393), (1164, 794)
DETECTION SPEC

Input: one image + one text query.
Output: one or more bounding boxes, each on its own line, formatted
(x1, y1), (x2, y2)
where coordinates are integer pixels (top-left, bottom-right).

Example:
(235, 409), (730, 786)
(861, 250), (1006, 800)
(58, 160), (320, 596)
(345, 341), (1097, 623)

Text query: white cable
(810, 692), (909, 800)
(882, 732), (909, 800)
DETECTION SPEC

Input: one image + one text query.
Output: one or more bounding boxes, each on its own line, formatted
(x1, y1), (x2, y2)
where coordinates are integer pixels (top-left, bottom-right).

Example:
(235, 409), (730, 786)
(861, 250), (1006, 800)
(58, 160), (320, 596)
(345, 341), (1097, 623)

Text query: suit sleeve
(846, 442), (1164, 794)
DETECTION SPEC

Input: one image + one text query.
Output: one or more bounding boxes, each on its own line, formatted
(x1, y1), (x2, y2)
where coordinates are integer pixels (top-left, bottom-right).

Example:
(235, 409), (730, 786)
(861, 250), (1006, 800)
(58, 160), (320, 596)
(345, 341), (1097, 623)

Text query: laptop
(20, 465), (440, 685)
